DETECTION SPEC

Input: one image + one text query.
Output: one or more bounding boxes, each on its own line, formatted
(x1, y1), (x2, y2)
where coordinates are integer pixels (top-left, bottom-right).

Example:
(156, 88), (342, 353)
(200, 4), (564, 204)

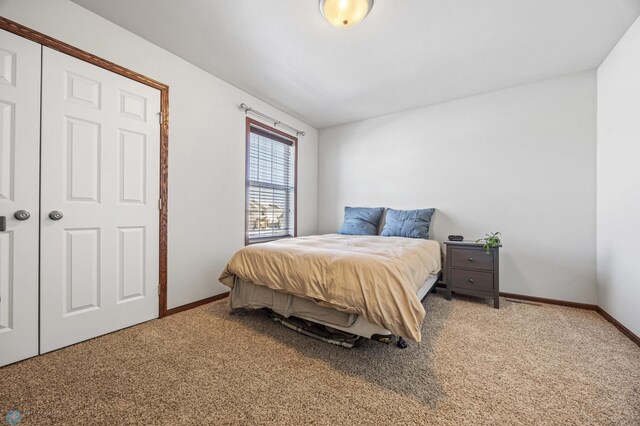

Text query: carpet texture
(0, 292), (638, 425)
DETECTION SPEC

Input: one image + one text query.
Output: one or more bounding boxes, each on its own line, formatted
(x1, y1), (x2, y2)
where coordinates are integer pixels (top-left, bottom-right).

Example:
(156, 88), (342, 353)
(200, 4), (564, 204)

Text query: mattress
(230, 274), (439, 339)
(220, 234), (442, 341)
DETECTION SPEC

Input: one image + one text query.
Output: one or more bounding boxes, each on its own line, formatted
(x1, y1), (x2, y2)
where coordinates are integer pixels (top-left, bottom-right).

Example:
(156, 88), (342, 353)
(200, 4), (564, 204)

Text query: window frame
(245, 117), (298, 245)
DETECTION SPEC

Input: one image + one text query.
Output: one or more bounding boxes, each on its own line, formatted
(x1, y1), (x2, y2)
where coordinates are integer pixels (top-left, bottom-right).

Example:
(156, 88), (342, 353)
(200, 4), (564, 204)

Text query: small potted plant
(476, 232), (501, 255)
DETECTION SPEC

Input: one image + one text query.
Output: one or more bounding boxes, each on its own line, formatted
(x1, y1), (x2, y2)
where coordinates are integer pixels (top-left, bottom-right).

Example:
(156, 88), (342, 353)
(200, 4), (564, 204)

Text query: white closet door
(40, 47), (160, 353)
(0, 30), (41, 367)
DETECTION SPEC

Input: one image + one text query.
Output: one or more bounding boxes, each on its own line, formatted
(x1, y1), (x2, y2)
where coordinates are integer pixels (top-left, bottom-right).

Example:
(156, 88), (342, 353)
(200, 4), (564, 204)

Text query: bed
(219, 233), (442, 347)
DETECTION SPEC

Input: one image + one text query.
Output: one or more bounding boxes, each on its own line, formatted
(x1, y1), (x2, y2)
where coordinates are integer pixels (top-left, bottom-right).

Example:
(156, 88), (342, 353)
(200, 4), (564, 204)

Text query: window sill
(246, 235), (294, 246)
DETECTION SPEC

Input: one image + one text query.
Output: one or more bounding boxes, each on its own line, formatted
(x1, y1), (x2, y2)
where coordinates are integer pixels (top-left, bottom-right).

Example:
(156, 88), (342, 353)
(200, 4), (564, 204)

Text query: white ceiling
(71, 0), (640, 129)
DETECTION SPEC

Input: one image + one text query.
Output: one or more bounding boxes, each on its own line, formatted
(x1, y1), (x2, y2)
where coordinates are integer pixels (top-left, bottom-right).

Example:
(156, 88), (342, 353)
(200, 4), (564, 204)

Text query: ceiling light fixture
(319, 0), (374, 28)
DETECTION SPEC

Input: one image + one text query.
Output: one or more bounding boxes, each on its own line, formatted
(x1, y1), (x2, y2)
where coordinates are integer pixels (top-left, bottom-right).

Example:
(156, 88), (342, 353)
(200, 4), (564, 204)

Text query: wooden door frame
(0, 17), (171, 318)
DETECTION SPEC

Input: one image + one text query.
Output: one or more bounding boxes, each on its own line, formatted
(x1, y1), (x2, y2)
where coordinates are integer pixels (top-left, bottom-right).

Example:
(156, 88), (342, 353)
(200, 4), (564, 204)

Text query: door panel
(40, 47), (160, 353)
(65, 116), (102, 202)
(64, 228), (101, 315)
(118, 226), (146, 302)
(0, 30), (41, 367)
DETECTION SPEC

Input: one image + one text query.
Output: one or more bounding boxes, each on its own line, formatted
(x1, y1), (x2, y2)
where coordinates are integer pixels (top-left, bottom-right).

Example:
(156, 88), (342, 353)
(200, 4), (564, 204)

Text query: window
(245, 118), (297, 244)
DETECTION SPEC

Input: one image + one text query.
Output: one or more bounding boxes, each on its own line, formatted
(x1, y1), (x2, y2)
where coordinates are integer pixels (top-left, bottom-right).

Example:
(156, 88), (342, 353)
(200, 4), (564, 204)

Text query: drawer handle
(468, 278), (475, 283)
(468, 257), (474, 262)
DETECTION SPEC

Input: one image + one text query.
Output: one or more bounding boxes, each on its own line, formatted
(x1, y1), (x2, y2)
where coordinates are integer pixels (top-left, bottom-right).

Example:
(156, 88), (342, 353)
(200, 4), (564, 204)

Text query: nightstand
(444, 241), (501, 308)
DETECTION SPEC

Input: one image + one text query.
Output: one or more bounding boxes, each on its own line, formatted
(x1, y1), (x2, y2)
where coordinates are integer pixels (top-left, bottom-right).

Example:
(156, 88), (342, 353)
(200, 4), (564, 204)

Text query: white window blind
(246, 123), (296, 243)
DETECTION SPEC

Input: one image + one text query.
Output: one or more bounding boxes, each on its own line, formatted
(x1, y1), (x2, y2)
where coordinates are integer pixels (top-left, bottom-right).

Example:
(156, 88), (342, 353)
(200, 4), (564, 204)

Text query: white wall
(0, 0), (319, 309)
(319, 71), (597, 303)
(597, 16), (640, 336)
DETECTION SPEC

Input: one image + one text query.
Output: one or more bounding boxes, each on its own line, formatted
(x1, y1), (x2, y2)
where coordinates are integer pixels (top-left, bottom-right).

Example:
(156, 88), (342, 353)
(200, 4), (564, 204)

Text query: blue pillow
(338, 207), (385, 236)
(380, 208), (435, 239)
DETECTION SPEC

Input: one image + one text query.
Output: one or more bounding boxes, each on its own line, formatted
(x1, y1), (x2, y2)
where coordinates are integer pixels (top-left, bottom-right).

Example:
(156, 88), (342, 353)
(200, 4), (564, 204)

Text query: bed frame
(230, 273), (441, 349)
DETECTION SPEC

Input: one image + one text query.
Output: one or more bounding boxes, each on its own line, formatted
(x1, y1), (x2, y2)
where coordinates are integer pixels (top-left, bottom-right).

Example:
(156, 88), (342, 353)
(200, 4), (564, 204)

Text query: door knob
(14, 210), (30, 221)
(0, 216), (5, 232)
(49, 211), (64, 221)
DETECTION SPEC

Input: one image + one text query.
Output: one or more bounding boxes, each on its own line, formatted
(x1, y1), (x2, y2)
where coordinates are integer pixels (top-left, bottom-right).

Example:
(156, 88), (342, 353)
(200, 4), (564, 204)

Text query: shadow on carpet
(210, 291), (455, 408)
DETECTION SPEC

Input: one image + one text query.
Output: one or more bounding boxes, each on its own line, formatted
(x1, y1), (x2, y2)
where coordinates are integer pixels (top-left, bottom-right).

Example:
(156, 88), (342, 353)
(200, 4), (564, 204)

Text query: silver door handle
(14, 210), (31, 221)
(49, 211), (64, 221)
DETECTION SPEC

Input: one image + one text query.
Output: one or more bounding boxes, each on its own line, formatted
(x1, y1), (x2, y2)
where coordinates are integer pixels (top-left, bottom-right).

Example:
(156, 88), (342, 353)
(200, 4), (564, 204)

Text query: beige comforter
(219, 234), (441, 341)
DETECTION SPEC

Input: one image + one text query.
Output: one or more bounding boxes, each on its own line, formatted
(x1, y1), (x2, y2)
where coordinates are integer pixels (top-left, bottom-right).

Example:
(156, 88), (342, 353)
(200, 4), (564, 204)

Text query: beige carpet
(0, 291), (638, 425)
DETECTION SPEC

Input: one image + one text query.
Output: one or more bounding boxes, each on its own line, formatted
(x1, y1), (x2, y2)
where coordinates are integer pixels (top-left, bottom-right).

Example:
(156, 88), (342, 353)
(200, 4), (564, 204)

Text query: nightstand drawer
(450, 248), (494, 271)
(451, 269), (494, 292)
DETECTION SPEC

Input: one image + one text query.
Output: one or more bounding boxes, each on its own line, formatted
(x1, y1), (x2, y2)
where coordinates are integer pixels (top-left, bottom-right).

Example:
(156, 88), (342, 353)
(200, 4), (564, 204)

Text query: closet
(0, 29), (161, 366)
